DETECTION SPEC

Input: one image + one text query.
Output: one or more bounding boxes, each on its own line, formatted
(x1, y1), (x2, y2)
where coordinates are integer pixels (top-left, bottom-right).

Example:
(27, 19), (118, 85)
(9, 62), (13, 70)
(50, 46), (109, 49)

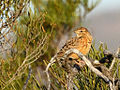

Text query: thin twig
(117, 62), (120, 89)
(23, 65), (32, 90)
(109, 48), (120, 71)
(45, 55), (57, 90)
(2, 33), (48, 90)
(109, 57), (116, 71)
(66, 74), (73, 90)
(113, 62), (120, 90)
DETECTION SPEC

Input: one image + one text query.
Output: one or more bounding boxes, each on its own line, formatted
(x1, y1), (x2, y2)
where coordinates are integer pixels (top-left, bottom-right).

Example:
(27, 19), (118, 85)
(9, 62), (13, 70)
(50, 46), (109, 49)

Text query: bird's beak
(74, 29), (78, 33)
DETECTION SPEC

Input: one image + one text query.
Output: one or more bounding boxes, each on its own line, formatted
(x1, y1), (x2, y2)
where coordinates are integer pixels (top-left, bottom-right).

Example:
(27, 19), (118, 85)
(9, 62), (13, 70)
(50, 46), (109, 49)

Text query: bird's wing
(57, 37), (83, 57)
(57, 36), (91, 58)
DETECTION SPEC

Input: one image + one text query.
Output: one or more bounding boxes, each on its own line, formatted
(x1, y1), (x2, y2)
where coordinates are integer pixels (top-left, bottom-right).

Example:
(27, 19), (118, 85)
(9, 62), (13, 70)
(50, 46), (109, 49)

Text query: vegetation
(0, 0), (119, 90)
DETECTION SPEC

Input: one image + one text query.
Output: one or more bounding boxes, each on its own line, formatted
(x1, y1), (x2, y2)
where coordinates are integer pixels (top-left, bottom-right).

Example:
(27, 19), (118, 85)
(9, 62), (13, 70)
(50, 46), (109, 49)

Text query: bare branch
(109, 48), (120, 71)
(63, 49), (114, 90)
(45, 55), (57, 90)
(45, 48), (120, 90)
(63, 49), (110, 82)
(23, 65), (32, 90)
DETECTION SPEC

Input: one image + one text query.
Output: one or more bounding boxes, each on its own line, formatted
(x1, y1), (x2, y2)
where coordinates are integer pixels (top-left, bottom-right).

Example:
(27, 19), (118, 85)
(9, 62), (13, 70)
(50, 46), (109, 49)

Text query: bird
(56, 27), (93, 73)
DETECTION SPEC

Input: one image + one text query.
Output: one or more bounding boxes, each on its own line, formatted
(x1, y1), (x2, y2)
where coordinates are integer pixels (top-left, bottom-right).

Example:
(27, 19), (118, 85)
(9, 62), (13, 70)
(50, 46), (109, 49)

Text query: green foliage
(44, 0), (80, 26)
(0, 6), (50, 89)
(44, 43), (118, 90)
(0, 0), (29, 29)
(30, 0), (102, 61)
(31, 0), (100, 31)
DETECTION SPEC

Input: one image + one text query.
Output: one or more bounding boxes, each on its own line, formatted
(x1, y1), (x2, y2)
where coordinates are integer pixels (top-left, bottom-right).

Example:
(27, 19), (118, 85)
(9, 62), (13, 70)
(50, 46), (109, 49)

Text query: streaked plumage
(56, 27), (92, 73)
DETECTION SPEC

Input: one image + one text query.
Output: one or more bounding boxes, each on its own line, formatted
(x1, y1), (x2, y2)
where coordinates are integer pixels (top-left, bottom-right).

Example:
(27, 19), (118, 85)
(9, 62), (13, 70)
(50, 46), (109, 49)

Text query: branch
(109, 48), (120, 71)
(45, 48), (118, 90)
(45, 54), (57, 90)
(23, 65), (32, 90)
(113, 62), (120, 89)
(63, 49), (110, 82)
(63, 49), (113, 90)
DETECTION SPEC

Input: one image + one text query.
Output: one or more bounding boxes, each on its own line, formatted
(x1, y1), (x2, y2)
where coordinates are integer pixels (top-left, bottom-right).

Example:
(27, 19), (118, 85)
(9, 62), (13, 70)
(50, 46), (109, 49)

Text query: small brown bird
(56, 27), (93, 73)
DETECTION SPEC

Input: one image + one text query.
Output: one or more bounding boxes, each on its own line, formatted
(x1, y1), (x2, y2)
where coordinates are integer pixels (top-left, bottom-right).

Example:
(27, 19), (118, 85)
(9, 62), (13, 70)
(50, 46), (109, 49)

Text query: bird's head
(74, 27), (92, 41)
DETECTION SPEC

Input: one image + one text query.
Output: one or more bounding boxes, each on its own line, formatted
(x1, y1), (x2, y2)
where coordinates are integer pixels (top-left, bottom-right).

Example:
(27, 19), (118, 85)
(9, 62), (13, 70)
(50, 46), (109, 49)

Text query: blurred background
(85, 0), (120, 51)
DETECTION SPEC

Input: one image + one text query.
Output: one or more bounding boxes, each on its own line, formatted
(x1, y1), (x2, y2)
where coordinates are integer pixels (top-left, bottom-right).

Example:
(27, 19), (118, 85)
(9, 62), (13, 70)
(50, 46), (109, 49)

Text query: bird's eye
(60, 58), (64, 61)
(80, 30), (83, 32)
(69, 58), (73, 61)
